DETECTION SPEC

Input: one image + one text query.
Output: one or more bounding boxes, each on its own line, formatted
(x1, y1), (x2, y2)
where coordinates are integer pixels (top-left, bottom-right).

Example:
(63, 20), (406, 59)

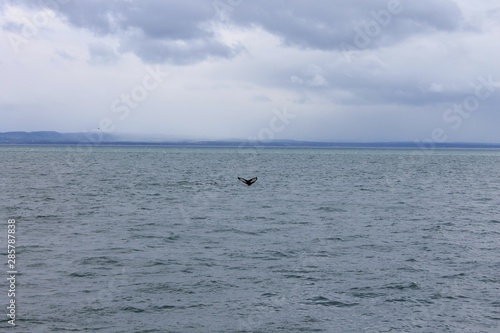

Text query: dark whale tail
(238, 177), (257, 186)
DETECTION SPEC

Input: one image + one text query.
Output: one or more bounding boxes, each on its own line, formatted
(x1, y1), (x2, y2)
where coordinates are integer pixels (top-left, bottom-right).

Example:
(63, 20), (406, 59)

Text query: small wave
(211, 227), (261, 235)
(261, 292), (278, 297)
(263, 250), (297, 259)
(316, 206), (347, 213)
(191, 216), (209, 220)
(383, 282), (420, 290)
(384, 297), (412, 303)
(475, 197), (493, 202)
(151, 303), (207, 311)
(302, 316), (322, 323)
(69, 271), (95, 278)
(78, 256), (121, 266)
(144, 259), (168, 267)
(431, 293), (467, 300)
(165, 234), (180, 241)
(153, 304), (176, 310)
(133, 234), (163, 239)
(121, 306), (145, 313)
(441, 272), (466, 279)
(140, 283), (196, 295)
(35, 214), (59, 219)
(348, 287), (384, 299)
(324, 236), (344, 242)
(304, 296), (358, 307)
(479, 276), (499, 283)
(397, 266), (424, 273)
(22, 245), (51, 253)
(187, 303), (209, 308)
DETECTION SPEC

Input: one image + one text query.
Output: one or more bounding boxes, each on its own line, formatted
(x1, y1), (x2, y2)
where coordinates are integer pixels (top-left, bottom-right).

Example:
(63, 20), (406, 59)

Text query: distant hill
(0, 131), (499, 148)
(0, 131), (114, 144)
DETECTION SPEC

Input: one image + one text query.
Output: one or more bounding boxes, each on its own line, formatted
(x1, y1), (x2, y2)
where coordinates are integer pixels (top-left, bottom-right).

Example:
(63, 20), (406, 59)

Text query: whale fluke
(238, 177), (257, 186)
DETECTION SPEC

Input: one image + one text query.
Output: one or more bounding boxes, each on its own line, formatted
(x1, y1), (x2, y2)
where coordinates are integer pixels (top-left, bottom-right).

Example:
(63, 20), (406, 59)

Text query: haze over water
(1, 146), (499, 332)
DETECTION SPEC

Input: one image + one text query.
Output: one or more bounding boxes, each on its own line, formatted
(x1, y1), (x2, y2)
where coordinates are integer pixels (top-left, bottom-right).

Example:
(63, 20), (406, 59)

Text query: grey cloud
(54, 0), (120, 35)
(1, 20), (23, 34)
(317, 75), (476, 107)
(291, 66), (328, 87)
(5, 0), (466, 64)
(230, 0), (465, 51)
(285, 59), (494, 107)
(403, 0), (464, 31)
(119, 30), (240, 64)
(10, 0), (241, 64)
(88, 42), (119, 65)
(54, 1), (215, 39)
(120, 1), (214, 40)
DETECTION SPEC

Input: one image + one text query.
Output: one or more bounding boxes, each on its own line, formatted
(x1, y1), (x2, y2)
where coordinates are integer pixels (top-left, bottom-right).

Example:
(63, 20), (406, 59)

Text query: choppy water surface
(1, 146), (499, 332)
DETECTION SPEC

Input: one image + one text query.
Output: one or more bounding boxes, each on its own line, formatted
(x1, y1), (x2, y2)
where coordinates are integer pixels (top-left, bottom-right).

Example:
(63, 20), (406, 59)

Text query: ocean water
(1, 146), (499, 333)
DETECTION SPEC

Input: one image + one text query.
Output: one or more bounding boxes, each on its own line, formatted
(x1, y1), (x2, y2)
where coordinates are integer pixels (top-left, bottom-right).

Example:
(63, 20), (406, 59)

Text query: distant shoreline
(1, 131), (500, 149)
(2, 142), (500, 149)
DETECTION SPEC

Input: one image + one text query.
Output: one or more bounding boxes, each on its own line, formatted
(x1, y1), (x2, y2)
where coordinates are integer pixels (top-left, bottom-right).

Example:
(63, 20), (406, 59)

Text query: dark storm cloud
(66, 0), (241, 64)
(5, 0), (240, 64)
(230, 0), (465, 50)
(4, 0), (465, 64)
(118, 1), (214, 40)
(59, 0), (242, 64)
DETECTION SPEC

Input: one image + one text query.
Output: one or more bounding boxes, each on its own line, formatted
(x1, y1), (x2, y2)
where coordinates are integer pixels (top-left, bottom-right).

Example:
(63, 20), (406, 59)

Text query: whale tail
(238, 177), (258, 186)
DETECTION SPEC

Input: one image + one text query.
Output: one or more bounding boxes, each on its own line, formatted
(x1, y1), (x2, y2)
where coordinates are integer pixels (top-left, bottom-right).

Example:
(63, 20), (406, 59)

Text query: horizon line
(1, 131), (500, 147)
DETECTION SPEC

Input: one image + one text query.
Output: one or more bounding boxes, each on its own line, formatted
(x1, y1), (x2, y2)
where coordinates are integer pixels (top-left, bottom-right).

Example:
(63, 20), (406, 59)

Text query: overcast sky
(1, 0), (499, 142)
